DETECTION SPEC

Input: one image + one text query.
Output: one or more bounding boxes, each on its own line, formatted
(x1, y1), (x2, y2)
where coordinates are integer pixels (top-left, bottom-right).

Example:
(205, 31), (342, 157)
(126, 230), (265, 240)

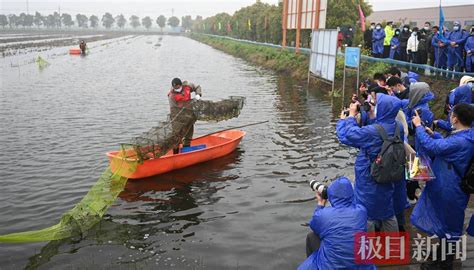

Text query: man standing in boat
(79, 40), (87, 55)
(168, 78), (202, 154)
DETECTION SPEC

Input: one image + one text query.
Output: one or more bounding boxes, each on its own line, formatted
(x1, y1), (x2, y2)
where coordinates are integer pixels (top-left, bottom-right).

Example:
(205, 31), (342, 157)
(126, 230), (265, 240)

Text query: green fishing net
(0, 96), (245, 243)
(0, 146), (137, 243)
(126, 96), (245, 162)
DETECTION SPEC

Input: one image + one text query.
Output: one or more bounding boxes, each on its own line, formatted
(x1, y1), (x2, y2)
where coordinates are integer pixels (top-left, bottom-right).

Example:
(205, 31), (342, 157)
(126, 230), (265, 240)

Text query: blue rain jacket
(402, 91), (435, 156)
(465, 35), (474, 72)
(389, 36), (400, 59)
(405, 71), (419, 85)
(298, 177), (376, 270)
(410, 127), (474, 239)
(402, 91), (435, 129)
(447, 30), (469, 69)
(431, 33), (448, 68)
(437, 85), (472, 132)
(372, 28), (386, 55)
(336, 94), (404, 220)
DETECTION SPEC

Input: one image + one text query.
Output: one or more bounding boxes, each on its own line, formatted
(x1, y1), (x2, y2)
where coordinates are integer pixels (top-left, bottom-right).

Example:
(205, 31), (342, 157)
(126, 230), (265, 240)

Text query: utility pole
(58, 4), (61, 28)
(26, 0), (29, 15)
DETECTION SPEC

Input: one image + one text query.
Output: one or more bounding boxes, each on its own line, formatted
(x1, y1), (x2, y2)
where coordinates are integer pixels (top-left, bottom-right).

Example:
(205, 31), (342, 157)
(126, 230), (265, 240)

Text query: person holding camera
(387, 76), (410, 100)
(398, 82), (435, 204)
(337, 93), (405, 232)
(298, 177), (376, 270)
(411, 104), (474, 269)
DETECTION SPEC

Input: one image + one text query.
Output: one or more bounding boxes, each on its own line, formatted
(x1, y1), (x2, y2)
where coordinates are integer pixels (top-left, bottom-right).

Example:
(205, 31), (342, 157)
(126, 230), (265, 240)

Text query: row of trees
(0, 12), (183, 30)
(191, 0), (373, 46)
(1, 0), (373, 43)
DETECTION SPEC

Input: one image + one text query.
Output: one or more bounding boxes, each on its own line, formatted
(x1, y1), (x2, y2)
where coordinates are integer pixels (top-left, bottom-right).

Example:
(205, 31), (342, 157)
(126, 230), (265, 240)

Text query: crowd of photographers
(299, 70), (474, 270)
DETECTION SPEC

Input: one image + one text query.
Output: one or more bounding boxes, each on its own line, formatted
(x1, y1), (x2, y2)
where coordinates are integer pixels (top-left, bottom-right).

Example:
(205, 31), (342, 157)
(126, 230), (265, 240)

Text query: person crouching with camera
(298, 177), (376, 270)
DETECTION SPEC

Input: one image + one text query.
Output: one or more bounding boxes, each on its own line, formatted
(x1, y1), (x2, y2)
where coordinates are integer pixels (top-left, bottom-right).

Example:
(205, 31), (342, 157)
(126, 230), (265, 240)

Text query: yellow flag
(248, 19), (251, 30)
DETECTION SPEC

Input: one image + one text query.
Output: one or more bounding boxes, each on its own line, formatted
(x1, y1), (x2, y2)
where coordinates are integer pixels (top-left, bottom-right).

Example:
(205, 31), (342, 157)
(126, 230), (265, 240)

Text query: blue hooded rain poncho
(298, 177), (376, 270)
(336, 94), (404, 221)
(401, 83), (435, 157)
(401, 83), (435, 129)
(447, 23), (469, 70)
(411, 127), (474, 239)
(437, 84), (472, 132)
(465, 34), (474, 72)
(404, 71), (419, 86)
(432, 32), (448, 69)
(389, 34), (401, 60)
(372, 27), (386, 56)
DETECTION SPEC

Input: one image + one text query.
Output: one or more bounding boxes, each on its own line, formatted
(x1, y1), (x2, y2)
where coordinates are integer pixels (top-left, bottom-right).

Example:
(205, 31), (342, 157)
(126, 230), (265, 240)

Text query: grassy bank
(190, 33), (459, 119)
(190, 34), (310, 80)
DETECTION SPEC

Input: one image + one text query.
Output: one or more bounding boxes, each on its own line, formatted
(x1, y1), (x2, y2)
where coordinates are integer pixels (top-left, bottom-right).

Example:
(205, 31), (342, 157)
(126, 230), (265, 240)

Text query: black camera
(360, 78), (371, 89)
(361, 101), (374, 112)
(309, 180), (328, 200)
(343, 101), (373, 116)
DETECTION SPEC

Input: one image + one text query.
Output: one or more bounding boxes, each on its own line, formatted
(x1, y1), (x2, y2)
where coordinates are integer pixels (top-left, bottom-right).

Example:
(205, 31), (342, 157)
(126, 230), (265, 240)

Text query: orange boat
(106, 130), (245, 179)
(69, 48), (82, 55)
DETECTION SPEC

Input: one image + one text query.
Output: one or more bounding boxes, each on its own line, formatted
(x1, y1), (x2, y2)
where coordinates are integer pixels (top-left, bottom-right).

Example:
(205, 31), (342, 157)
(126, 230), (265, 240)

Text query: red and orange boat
(69, 48), (82, 55)
(106, 130), (245, 179)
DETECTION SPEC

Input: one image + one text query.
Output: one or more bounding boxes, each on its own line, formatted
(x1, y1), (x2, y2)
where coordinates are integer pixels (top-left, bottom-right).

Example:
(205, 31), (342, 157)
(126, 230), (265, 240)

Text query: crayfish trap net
(0, 96), (245, 243)
(124, 96), (246, 162)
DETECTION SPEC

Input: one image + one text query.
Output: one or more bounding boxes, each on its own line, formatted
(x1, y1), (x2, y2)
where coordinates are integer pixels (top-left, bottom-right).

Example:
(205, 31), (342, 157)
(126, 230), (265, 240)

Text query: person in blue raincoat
(399, 82), (435, 204)
(372, 23), (386, 58)
(411, 103), (474, 269)
(405, 71), (419, 85)
(337, 94), (404, 231)
(446, 21), (469, 71)
(401, 82), (435, 134)
(465, 27), (474, 72)
(389, 29), (401, 60)
(431, 26), (448, 69)
(298, 177), (376, 270)
(436, 84), (472, 132)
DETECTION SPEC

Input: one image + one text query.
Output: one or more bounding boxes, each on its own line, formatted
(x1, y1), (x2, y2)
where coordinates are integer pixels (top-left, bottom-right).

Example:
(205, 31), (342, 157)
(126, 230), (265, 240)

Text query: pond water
(0, 34), (355, 269)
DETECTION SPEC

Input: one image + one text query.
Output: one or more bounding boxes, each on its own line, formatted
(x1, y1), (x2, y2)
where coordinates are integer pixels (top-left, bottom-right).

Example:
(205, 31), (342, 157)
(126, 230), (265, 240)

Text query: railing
(196, 33), (474, 77)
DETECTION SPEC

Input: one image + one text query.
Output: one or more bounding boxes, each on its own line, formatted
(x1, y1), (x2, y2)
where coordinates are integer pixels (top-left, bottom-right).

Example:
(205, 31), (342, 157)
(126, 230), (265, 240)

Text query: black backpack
(370, 123), (405, 184)
(457, 159), (474, 194)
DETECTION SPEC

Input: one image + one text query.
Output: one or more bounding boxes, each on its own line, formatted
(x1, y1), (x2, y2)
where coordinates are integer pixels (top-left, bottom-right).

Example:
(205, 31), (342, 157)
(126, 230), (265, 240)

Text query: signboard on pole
(344, 47), (361, 68)
(285, 0), (327, 29)
(282, 0), (328, 51)
(309, 29), (338, 83)
(342, 47), (362, 98)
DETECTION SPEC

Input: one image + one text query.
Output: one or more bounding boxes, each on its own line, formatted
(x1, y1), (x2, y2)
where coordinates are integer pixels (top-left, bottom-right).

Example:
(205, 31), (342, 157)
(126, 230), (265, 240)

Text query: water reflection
(23, 150), (242, 269)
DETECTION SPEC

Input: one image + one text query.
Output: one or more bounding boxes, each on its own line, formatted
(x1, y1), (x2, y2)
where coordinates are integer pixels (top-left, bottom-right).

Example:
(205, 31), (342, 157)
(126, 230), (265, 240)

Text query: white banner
(286, 0), (327, 30)
(309, 29), (338, 82)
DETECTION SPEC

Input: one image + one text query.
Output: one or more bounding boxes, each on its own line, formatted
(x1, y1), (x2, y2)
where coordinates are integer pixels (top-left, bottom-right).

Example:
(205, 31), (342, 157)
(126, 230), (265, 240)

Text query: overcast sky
(1, 0), (472, 18)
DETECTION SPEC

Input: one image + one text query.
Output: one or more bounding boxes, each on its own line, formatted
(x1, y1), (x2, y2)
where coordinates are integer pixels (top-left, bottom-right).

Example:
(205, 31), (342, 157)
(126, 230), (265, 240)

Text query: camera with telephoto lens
(309, 180), (328, 200)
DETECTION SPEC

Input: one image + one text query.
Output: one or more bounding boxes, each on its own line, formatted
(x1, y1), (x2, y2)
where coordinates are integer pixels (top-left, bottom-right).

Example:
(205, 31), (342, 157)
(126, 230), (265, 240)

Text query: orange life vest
(168, 85), (192, 103)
